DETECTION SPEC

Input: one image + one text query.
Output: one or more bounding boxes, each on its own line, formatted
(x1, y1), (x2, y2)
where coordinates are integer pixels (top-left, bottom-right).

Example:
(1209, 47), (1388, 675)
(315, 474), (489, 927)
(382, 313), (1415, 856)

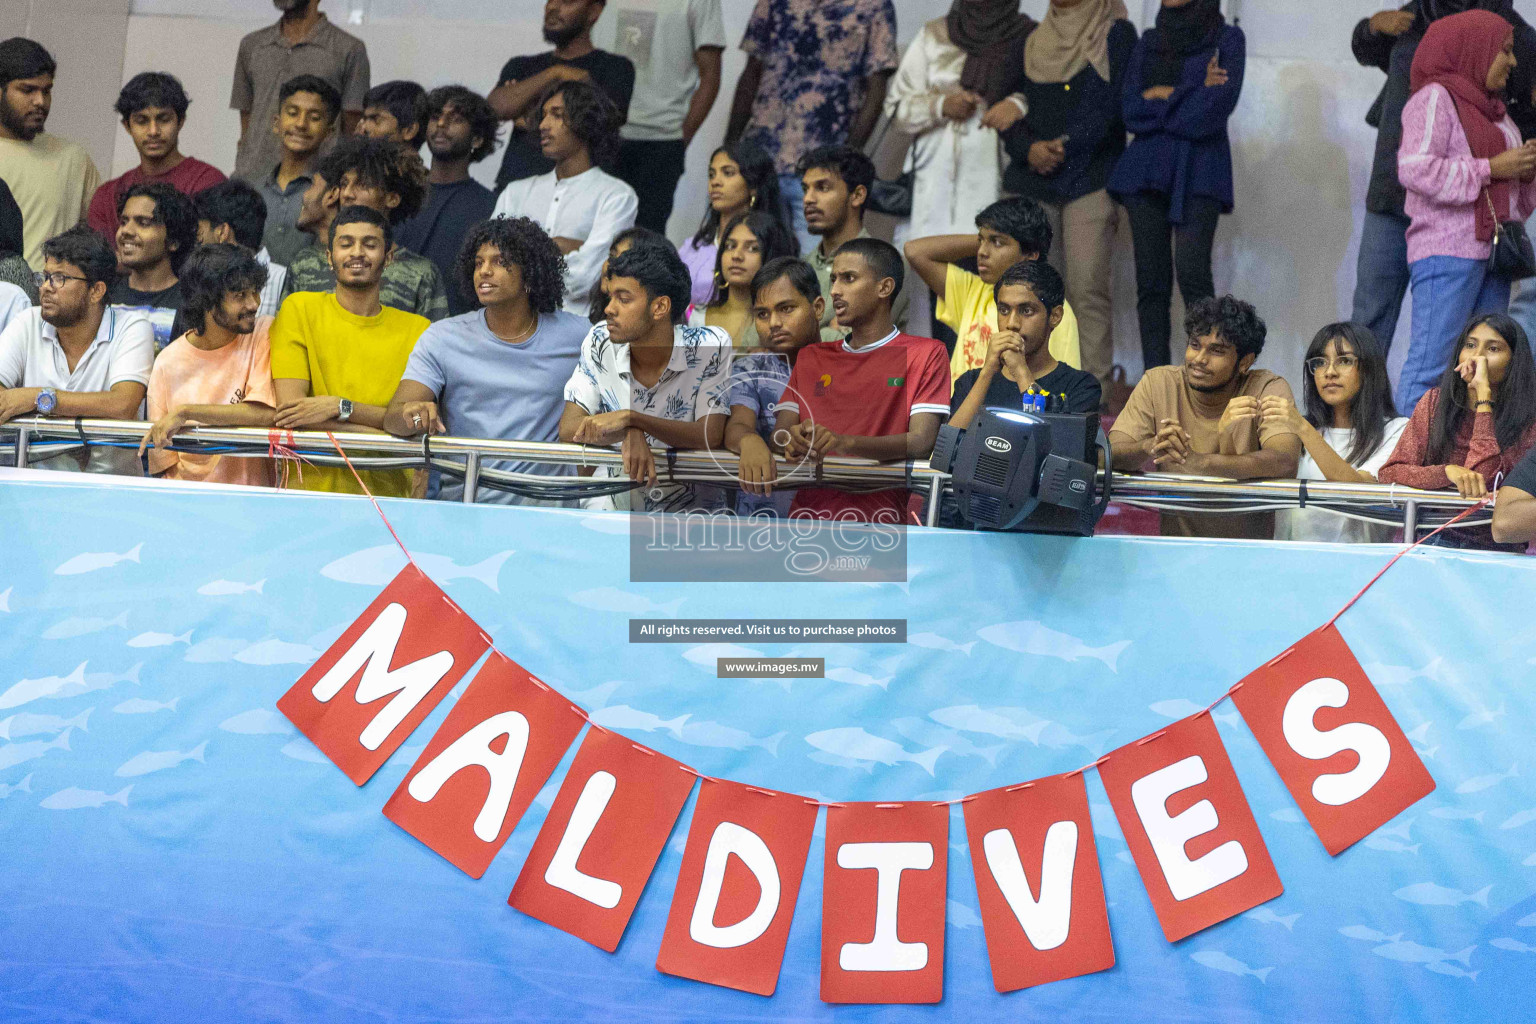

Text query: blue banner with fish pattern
(0, 473), (1532, 1022)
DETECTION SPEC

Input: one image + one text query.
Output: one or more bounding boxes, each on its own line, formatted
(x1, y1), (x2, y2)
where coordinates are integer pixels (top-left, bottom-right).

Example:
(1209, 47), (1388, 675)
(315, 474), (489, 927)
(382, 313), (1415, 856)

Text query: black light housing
(930, 409), (1111, 536)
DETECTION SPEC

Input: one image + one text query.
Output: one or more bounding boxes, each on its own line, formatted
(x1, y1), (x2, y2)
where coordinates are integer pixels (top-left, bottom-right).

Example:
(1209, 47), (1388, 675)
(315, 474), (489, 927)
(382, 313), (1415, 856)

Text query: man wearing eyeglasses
(0, 225), (155, 475)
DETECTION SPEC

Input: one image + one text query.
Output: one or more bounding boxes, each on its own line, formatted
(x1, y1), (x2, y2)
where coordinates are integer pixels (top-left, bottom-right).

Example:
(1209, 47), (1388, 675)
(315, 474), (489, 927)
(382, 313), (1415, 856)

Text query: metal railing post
(1403, 500), (1419, 543)
(925, 476), (943, 527)
(13, 426), (27, 468)
(462, 450), (480, 504)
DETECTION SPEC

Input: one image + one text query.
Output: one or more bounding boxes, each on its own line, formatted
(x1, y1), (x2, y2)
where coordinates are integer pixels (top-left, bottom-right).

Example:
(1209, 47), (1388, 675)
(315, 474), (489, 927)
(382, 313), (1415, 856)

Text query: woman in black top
(1004, 0), (1135, 398)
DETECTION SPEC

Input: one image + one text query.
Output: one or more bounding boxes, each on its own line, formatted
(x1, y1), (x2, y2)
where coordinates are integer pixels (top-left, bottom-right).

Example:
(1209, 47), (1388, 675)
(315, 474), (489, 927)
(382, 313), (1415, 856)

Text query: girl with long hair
(678, 141), (789, 309)
(688, 210), (797, 352)
(1379, 312), (1536, 547)
(1261, 323), (1409, 542)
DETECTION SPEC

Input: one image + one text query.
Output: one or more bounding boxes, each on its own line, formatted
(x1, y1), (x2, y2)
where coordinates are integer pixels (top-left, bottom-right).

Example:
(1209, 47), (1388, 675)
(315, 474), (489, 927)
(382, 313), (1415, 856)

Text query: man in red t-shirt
(774, 237), (950, 523)
(86, 73), (225, 241)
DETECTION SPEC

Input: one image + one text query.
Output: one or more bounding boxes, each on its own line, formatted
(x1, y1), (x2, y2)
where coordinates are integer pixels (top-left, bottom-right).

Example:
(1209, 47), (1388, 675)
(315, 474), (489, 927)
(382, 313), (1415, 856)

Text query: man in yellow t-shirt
(270, 205), (428, 496)
(905, 196), (1081, 388)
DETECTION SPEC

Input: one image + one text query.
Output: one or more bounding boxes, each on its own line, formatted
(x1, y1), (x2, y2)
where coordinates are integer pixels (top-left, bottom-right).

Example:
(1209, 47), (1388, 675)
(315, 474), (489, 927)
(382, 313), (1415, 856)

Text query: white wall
(65, 0), (1536, 391)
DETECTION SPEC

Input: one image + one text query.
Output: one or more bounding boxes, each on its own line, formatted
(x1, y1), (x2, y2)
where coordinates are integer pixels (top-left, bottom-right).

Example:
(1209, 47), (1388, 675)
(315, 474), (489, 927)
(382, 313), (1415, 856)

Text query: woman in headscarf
(1108, 0), (1244, 374)
(884, 0), (1033, 336)
(1003, 0), (1136, 398)
(1350, 0), (1536, 366)
(1396, 9), (1536, 413)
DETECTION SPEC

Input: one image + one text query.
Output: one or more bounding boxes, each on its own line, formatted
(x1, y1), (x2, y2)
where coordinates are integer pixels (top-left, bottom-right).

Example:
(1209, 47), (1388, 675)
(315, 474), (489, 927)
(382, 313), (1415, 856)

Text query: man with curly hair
(138, 243), (278, 488)
(493, 80), (637, 318)
(397, 86), (500, 316)
(87, 72), (226, 242)
(108, 181), (200, 351)
(1109, 294), (1301, 538)
(383, 217), (586, 505)
(279, 134), (448, 321)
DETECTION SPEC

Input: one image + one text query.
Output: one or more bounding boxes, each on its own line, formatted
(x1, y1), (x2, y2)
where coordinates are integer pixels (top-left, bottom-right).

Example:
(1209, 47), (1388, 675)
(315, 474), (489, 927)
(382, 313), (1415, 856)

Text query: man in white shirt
(0, 38), (102, 270)
(560, 242), (730, 512)
(492, 80), (637, 317)
(0, 225), (155, 475)
(601, 0), (726, 232)
(0, 280), (29, 334)
(195, 180), (289, 318)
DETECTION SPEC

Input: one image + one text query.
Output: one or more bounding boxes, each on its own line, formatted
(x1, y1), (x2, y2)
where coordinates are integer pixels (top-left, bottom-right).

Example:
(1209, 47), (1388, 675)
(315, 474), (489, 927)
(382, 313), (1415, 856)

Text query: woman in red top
(1379, 312), (1536, 548)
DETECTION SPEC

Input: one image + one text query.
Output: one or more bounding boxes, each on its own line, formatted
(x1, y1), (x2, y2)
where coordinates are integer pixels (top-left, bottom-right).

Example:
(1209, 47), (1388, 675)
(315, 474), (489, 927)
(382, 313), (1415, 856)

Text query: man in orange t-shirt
(139, 242), (278, 485)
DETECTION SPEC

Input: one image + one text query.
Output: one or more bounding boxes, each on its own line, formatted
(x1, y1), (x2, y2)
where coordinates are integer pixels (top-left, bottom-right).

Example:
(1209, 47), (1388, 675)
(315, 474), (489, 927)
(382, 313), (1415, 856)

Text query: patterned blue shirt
(727, 351), (794, 517)
(564, 321), (733, 512)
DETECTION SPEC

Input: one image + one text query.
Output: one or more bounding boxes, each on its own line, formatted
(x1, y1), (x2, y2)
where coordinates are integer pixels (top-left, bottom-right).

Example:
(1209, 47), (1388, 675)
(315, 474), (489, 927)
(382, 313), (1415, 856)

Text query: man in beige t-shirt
(140, 243), (278, 487)
(0, 39), (102, 269)
(1110, 295), (1301, 539)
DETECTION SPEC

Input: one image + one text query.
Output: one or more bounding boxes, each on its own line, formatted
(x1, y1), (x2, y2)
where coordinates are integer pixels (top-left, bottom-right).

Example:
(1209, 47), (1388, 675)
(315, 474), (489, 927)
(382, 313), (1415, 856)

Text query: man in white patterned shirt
(194, 180), (288, 317)
(561, 243), (730, 512)
(492, 80), (637, 317)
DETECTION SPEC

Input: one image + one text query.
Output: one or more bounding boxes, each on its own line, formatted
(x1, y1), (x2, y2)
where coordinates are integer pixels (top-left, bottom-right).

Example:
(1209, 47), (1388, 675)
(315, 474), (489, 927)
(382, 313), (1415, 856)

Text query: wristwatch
(35, 387), (57, 415)
(337, 398), (354, 423)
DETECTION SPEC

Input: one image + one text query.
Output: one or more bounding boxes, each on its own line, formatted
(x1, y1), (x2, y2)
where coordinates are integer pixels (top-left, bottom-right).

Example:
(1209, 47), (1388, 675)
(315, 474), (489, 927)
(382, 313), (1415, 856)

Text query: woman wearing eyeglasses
(1259, 322), (1408, 543)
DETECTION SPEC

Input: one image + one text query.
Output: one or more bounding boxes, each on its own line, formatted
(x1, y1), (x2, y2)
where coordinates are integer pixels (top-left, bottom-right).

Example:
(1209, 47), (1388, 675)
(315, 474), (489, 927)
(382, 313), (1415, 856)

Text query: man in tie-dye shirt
(724, 0), (899, 253)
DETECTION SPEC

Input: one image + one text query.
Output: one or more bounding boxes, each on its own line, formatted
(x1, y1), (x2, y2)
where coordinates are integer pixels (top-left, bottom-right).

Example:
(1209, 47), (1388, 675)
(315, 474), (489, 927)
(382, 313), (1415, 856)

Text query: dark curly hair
(317, 134), (430, 225)
(796, 145), (876, 196)
(195, 179), (267, 251)
(539, 79), (622, 169)
(117, 181), (199, 274)
(115, 71), (189, 121)
(588, 226), (671, 323)
(279, 74), (341, 123)
(976, 196), (1052, 259)
(1184, 294), (1268, 360)
(179, 242), (267, 335)
(41, 224), (116, 290)
(364, 80), (429, 144)
(425, 85), (500, 165)
(994, 257), (1065, 310)
(455, 217), (566, 315)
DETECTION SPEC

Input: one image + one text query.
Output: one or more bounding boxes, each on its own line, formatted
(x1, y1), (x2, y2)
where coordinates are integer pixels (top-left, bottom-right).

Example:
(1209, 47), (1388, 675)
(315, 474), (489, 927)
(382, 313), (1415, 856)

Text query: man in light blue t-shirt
(383, 217), (585, 504)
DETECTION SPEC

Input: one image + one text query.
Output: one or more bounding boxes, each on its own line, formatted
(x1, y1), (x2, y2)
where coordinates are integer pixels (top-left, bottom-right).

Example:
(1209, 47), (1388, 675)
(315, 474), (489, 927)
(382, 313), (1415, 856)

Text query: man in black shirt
(396, 86), (499, 316)
(489, 0), (634, 189)
(108, 181), (198, 350)
(949, 259), (1100, 429)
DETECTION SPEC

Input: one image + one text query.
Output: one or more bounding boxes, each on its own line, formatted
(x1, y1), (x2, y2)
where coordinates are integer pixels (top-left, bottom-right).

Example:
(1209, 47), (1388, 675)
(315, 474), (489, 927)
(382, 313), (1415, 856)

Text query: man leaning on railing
(0, 225), (152, 476)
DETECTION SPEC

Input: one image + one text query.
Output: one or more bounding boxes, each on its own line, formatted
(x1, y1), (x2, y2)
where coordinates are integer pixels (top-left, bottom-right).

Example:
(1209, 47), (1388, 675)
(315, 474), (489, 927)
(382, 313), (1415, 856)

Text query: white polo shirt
(0, 282), (30, 336)
(0, 305), (154, 475)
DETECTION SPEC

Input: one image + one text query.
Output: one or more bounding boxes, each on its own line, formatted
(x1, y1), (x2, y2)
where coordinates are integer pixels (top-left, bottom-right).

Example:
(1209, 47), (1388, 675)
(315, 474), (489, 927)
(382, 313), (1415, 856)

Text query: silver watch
(337, 398), (354, 423)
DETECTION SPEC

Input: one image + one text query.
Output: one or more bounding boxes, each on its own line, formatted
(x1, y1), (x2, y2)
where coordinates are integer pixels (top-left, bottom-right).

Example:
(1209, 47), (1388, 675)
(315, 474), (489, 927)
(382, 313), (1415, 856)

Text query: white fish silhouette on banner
(587, 705), (689, 738)
(891, 717), (1005, 766)
(233, 639), (321, 666)
(675, 720), (786, 755)
(1190, 951), (1273, 982)
(41, 786), (132, 810)
(1491, 938), (1536, 954)
(928, 704), (1051, 744)
(1392, 882), (1492, 907)
(907, 632), (975, 656)
(1340, 925), (1405, 943)
(54, 543), (143, 576)
(113, 698), (178, 715)
(218, 709), (293, 735)
(1454, 764), (1516, 794)
(320, 545), (512, 592)
(116, 741), (208, 777)
(569, 586), (683, 616)
(127, 631), (192, 648)
(1244, 907), (1300, 930)
(197, 579), (265, 596)
(804, 727), (944, 775)
(977, 620), (1131, 671)
(0, 728), (72, 771)
(0, 773), (33, 798)
(0, 586), (11, 612)
(825, 666), (892, 690)
(1149, 698), (1240, 728)
(42, 611), (128, 640)
(1360, 657), (1450, 688)
(0, 706), (91, 740)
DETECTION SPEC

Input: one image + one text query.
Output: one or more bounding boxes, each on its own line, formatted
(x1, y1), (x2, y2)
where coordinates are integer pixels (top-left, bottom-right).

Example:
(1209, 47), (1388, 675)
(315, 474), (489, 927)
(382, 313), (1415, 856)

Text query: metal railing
(0, 417), (1488, 540)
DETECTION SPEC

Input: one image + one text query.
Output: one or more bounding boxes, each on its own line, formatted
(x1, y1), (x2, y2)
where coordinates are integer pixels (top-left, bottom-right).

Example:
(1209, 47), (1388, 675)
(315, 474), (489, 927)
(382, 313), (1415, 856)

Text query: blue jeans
(1399, 255), (1510, 414)
(778, 172), (815, 255)
(1351, 211), (1412, 354)
(1507, 209), (1536, 349)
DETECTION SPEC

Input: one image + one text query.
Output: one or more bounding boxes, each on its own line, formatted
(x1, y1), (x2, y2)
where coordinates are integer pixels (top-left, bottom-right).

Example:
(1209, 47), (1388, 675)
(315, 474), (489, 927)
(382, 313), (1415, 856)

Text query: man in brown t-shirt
(1109, 295), (1301, 538)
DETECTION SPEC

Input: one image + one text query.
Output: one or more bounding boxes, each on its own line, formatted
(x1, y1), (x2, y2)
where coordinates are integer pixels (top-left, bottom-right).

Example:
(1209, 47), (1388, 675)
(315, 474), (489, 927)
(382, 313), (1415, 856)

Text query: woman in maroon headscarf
(1396, 8), (1536, 413)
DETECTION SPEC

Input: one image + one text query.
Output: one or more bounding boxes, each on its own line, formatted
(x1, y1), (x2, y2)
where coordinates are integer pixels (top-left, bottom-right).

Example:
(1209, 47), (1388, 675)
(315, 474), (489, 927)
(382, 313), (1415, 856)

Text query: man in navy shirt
(488, 0), (634, 189)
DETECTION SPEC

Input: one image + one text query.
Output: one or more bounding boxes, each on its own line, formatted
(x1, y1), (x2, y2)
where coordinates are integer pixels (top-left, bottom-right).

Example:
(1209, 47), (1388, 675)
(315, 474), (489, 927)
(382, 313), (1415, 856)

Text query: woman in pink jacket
(1397, 8), (1536, 414)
